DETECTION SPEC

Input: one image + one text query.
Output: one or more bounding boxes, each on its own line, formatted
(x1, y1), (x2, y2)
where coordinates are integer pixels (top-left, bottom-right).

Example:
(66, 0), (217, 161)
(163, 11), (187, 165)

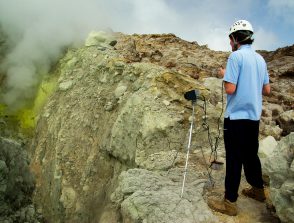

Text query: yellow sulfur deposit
(1, 74), (58, 135)
(19, 75), (58, 132)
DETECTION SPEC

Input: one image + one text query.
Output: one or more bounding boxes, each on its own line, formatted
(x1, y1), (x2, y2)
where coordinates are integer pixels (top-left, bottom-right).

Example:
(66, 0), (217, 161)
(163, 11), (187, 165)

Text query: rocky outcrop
(25, 33), (293, 222)
(115, 33), (228, 79)
(260, 45), (294, 112)
(0, 137), (42, 223)
(261, 45), (294, 79)
(264, 133), (294, 223)
(29, 33), (223, 222)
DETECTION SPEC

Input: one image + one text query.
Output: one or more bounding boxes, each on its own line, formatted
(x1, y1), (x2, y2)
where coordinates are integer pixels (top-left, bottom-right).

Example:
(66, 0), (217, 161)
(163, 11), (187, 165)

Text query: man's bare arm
(224, 81), (236, 95)
(262, 84), (270, 96)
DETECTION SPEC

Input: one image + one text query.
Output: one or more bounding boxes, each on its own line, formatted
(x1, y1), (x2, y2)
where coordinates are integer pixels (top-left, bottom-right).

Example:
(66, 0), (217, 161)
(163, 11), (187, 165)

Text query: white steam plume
(0, 0), (288, 110)
(0, 0), (110, 109)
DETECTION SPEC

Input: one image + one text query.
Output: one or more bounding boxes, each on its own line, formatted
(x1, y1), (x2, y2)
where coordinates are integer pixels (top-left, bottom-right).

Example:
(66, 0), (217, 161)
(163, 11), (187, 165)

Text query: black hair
(230, 30), (254, 45)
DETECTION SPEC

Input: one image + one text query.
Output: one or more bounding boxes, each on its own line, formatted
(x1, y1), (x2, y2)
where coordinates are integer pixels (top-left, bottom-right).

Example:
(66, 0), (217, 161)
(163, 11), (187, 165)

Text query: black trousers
(224, 118), (264, 202)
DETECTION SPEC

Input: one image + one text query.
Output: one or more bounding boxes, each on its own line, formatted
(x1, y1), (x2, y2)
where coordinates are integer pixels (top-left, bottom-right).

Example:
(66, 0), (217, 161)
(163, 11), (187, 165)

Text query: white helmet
(229, 20), (253, 36)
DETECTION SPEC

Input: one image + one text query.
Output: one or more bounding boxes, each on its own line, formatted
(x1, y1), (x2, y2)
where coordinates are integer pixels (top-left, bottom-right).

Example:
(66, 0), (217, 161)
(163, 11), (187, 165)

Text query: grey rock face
(202, 77), (225, 106)
(264, 133), (294, 223)
(30, 39), (224, 222)
(0, 137), (41, 222)
(111, 168), (218, 223)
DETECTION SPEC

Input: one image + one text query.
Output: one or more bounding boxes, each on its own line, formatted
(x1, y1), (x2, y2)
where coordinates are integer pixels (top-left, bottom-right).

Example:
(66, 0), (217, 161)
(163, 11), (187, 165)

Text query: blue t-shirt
(224, 44), (269, 120)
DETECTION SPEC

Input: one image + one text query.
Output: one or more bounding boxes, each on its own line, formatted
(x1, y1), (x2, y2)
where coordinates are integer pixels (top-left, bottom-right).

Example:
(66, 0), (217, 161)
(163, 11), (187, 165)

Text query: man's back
(224, 44), (269, 120)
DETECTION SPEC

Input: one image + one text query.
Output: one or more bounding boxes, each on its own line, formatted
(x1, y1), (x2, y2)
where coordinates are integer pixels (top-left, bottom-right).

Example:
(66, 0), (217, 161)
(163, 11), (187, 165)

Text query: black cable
(199, 82), (225, 170)
(214, 82), (225, 160)
(179, 84), (225, 188)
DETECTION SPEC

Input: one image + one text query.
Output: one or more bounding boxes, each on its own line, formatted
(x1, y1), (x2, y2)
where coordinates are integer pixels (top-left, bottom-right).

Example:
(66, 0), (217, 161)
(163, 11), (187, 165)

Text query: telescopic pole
(181, 100), (195, 198)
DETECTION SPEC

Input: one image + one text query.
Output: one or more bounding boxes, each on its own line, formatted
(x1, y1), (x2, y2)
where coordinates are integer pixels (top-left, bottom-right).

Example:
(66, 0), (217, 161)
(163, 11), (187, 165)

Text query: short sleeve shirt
(224, 44), (269, 120)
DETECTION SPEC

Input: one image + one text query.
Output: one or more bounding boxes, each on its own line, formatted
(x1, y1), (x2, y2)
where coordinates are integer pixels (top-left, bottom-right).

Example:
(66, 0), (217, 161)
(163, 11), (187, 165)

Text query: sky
(0, 0), (293, 108)
(107, 0), (294, 51)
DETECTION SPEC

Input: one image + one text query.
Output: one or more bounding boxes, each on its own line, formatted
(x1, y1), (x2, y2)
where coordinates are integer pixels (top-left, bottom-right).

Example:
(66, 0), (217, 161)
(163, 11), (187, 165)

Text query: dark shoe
(207, 197), (237, 216)
(242, 186), (266, 202)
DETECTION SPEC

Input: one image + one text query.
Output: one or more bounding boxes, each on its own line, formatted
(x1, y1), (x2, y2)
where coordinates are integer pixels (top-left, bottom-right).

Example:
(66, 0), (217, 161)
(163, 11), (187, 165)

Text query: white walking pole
(181, 101), (195, 198)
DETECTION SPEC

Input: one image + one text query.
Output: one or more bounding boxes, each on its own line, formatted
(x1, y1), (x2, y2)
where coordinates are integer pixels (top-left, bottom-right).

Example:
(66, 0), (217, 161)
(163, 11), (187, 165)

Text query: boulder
(259, 136), (277, 158)
(266, 103), (284, 120)
(277, 110), (294, 136)
(264, 133), (294, 223)
(85, 31), (116, 48)
(111, 168), (218, 223)
(260, 122), (283, 140)
(29, 44), (209, 222)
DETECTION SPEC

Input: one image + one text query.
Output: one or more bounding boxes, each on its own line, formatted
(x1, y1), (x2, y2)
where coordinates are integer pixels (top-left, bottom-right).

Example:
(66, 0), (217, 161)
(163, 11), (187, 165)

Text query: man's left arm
(262, 63), (271, 96)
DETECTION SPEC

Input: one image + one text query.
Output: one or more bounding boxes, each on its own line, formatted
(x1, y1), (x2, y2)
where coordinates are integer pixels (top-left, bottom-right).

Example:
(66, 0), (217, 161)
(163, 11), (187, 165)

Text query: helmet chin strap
(231, 35), (239, 51)
(238, 34), (252, 43)
(231, 34), (252, 52)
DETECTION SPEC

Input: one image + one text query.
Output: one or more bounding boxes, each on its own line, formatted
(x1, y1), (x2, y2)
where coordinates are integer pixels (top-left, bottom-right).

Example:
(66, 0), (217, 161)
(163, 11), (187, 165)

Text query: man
(208, 20), (271, 216)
